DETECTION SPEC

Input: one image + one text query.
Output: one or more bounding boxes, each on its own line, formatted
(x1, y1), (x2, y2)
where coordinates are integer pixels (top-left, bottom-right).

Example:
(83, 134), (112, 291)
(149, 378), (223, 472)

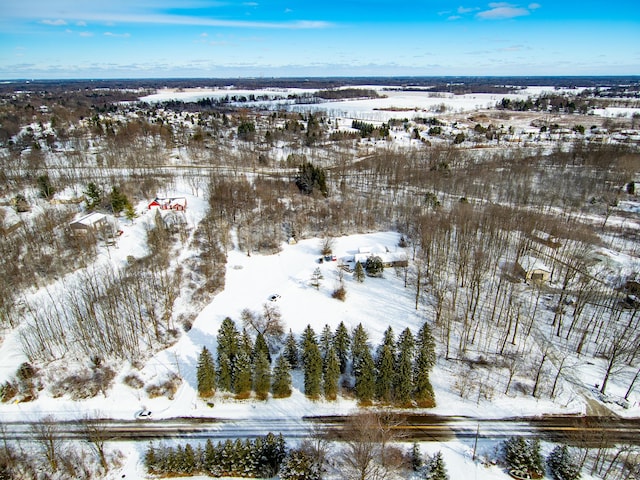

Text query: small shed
(70, 212), (107, 234)
(517, 255), (551, 282)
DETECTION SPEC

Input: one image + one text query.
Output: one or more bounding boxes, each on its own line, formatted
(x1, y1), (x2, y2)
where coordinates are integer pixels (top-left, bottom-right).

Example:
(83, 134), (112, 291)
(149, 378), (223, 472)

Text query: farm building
(353, 246), (408, 268)
(517, 255), (551, 282)
(148, 197), (187, 211)
(69, 212), (108, 234)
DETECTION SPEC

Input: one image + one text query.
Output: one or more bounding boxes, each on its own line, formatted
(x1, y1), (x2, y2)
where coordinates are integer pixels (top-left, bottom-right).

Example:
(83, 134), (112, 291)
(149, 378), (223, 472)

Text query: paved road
(2, 415), (639, 446)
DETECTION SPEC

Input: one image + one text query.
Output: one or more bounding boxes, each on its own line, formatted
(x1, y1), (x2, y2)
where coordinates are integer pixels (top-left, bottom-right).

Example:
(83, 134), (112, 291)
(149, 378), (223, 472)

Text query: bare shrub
(122, 373), (144, 389)
(332, 286), (347, 301)
(51, 366), (116, 400)
(0, 381), (17, 403)
(146, 372), (181, 399)
(452, 365), (477, 399)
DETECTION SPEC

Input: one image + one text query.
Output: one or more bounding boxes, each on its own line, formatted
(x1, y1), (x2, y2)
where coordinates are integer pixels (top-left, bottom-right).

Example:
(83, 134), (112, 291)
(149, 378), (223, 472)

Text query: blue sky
(1, 1), (638, 78)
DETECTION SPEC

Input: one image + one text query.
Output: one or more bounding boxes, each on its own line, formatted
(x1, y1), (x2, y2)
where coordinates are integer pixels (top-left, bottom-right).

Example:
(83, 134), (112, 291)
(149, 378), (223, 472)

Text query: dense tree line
(200, 317), (437, 406)
(144, 433), (286, 478)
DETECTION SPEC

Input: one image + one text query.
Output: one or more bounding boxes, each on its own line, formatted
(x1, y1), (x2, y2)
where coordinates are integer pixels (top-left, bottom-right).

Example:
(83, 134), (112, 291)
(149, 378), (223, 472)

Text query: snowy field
(138, 85), (640, 123)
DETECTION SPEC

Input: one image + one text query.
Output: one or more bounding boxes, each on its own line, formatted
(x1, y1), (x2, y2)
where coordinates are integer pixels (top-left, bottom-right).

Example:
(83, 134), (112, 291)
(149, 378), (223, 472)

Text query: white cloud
(40, 19), (67, 26)
(76, 21), (87, 27)
(528, 3), (541, 9)
(104, 32), (131, 38)
(79, 31), (94, 37)
(457, 6), (477, 14)
(19, 4), (329, 30)
(448, 15), (462, 21)
(477, 3), (531, 19)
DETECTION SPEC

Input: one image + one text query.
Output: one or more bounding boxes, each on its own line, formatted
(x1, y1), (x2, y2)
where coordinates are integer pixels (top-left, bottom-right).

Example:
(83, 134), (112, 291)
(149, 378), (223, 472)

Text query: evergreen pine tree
(375, 341), (396, 403)
(395, 327), (415, 406)
(323, 346), (340, 400)
(354, 346), (375, 404)
(376, 327), (396, 402)
(283, 330), (299, 369)
(351, 323), (369, 375)
(182, 444), (196, 475)
(334, 321), (351, 374)
(254, 332), (271, 363)
(354, 261), (365, 282)
(217, 352), (233, 392)
(528, 439), (545, 478)
(109, 185), (131, 215)
(203, 439), (217, 475)
(253, 351), (271, 400)
(414, 321), (436, 407)
(196, 346), (216, 398)
(234, 351), (253, 398)
(303, 341), (323, 399)
(124, 202), (137, 221)
(256, 433), (287, 477)
(310, 267), (323, 289)
(410, 442), (422, 471)
(295, 162), (327, 196)
(319, 324), (333, 360)
(83, 182), (102, 210)
(217, 317), (239, 390)
(426, 451), (449, 480)
(504, 436), (544, 478)
(239, 328), (254, 358)
(244, 438), (258, 476)
(364, 255), (384, 277)
(271, 355), (292, 398)
(279, 449), (321, 480)
(220, 439), (234, 475)
(144, 444), (157, 473)
(231, 438), (246, 475)
(174, 445), (185, 474)
(381, 326), (396, 356)
(547, 445), (581, 480)
(299, 324), (317, 365)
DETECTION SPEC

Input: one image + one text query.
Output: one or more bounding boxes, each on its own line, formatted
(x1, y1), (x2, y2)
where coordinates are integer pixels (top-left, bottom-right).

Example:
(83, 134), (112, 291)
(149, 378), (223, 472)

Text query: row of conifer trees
(144, 433), (286, 478)
(196, 318), (437, 406)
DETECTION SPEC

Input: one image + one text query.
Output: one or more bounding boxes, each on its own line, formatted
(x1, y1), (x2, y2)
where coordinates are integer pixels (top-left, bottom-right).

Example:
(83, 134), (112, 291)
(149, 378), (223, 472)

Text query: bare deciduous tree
(81, 413), (110, 471)
(338, 411), (404, 480)
(31, 416), (62, 472)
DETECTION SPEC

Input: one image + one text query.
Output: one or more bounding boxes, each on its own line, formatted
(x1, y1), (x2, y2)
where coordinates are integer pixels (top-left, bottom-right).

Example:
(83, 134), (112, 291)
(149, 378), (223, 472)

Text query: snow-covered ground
(0, 223), (594, 423)
(137, 85), (640, 123)
(3, 82), (640, 478)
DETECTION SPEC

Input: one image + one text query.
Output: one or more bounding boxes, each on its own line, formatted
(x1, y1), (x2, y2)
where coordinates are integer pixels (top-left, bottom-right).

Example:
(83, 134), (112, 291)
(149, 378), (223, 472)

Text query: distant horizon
(1, 1), (638, 79)
(2, 74), (639, 83)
